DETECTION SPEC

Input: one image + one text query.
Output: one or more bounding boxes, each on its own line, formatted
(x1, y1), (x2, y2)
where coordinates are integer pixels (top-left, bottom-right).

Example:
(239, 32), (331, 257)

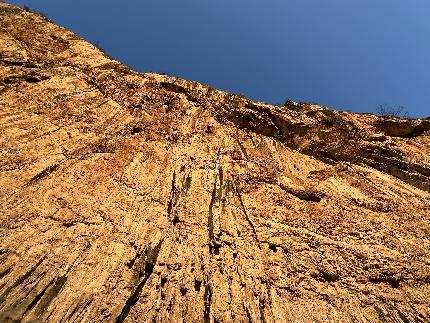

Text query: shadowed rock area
(1, 3), (430, 322)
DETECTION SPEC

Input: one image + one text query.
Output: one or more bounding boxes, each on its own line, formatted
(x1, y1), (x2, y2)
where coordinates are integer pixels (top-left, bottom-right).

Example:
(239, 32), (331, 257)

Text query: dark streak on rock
(183, 175), (192, 194)
(204, 284), (212, 323)
(218, 167), (224, 205)
(167, 172), (176, 215)
(233, 181), (260, 247)
(374, 305), (386, 321)
(167, 171), (178, 224)
(244, 303), (254, 323)
(208, 168), (219, 254)
(26, 163), (60, 186)
(24, 277), (55, 315)
(73, 298), (93, 321)
(259, 299), (267, 323)
(0, 250), (12, 274)
(0, 267), (12, 280)
(167, 170), (192, 224)
(116, 239), (164, 323)
(160, 276), (167, 288)
(63, 298), (92, 322)
(396, 309), (411, 323)
(0, 256), (46, 304)
(35, 275), (67, 315)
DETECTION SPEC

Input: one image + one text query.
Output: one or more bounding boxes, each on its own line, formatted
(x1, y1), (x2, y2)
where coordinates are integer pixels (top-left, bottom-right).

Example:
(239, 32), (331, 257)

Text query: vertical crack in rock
(204, 283), (212, 323)
(232, 180), (260, 248)
(116, 239), (164, 323)
(208, 169), (218, 255)
(167, 169), (192, 224)
(167, 171), (177, 221)
(208, 153), (223, 255)
(244, 302), (253, 323)
(259, 298), (267, 323)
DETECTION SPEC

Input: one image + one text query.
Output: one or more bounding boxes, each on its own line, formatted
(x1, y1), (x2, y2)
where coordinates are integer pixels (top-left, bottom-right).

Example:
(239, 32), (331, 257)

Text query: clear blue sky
(8, 0), (430, 117)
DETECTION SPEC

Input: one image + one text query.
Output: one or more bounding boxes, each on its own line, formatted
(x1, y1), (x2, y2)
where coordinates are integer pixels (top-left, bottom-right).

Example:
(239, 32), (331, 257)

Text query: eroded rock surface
(1, 3), (430, 322)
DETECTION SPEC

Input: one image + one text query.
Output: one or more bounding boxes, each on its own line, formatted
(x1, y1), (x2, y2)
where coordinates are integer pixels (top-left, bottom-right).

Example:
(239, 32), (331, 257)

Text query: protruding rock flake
(0, 3), (429, 322)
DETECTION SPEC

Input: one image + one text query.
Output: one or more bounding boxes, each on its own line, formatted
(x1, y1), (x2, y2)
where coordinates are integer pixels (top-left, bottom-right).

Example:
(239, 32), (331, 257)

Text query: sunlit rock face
(1, 3), (429, 322)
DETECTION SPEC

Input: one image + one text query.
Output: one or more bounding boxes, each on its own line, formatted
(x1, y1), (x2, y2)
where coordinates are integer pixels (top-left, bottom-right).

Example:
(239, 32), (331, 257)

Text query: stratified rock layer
(1, 3), (429, 322)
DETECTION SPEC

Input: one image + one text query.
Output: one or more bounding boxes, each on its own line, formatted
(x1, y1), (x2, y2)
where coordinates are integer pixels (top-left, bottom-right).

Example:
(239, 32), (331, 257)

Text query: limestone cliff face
(1, 3), (430, 322)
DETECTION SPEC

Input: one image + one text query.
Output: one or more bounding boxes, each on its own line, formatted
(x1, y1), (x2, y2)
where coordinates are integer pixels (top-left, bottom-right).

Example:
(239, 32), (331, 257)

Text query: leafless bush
(376, 104), (409, 118)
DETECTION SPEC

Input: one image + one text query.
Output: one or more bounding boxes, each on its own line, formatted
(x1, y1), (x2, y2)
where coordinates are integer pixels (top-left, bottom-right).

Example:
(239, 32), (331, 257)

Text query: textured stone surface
(1, 3), (429, 322)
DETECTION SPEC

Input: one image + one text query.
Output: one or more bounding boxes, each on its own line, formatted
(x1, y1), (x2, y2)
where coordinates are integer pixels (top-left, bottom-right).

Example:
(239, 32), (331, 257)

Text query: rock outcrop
(1, 3), (429, 322)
